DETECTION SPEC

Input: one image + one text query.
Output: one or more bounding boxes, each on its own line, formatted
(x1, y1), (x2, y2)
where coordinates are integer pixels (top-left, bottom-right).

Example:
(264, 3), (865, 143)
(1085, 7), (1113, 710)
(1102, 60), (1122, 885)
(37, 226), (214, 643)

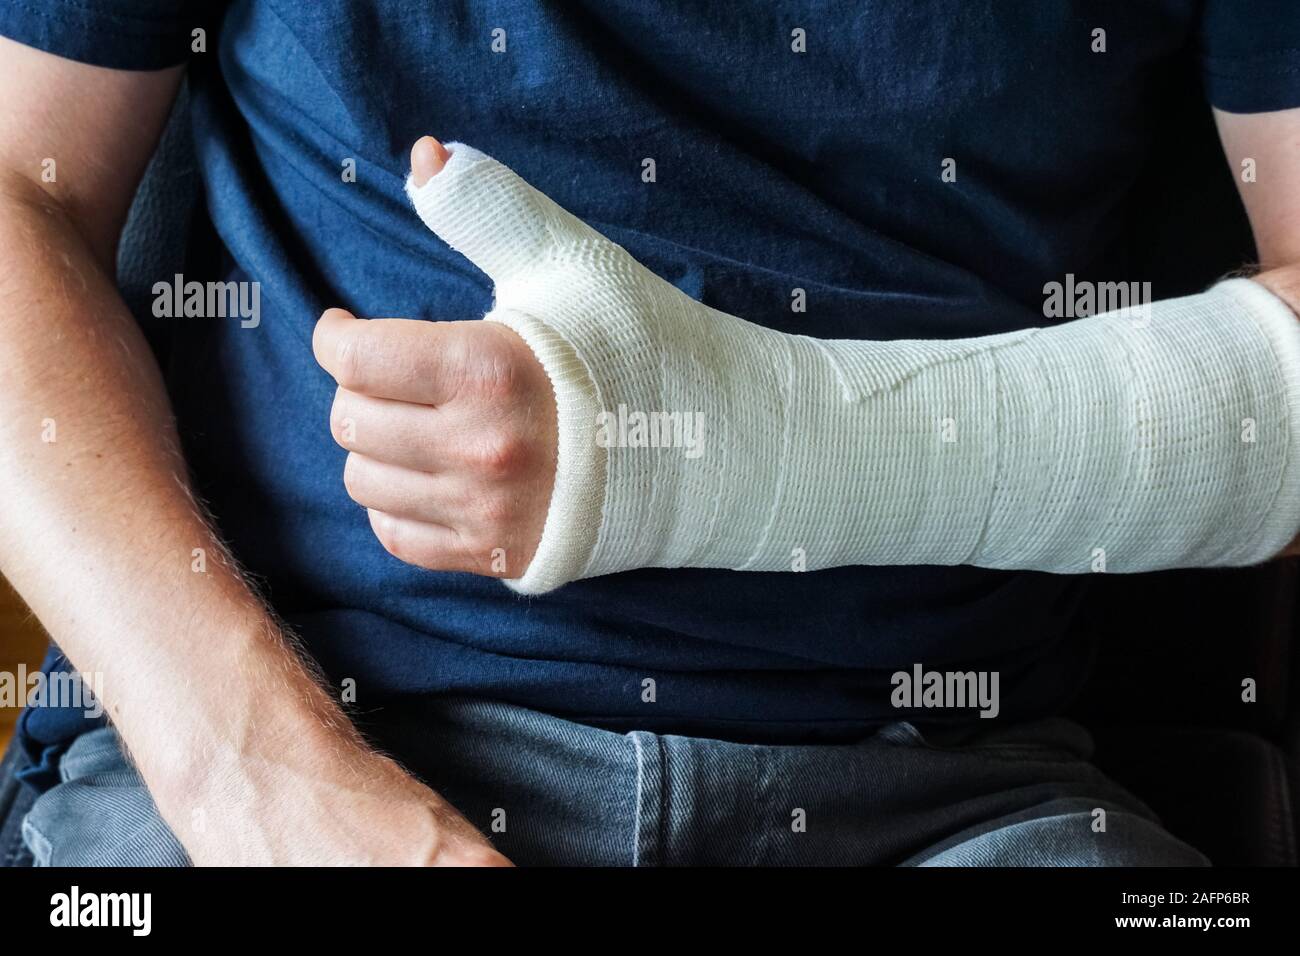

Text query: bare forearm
(0, 39), (505, 863)
(0, 178), (357, 824)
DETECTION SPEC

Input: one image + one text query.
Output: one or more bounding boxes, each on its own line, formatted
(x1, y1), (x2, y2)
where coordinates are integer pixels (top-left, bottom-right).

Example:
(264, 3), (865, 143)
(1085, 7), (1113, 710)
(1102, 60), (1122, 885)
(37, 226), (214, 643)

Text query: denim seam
(1262, 743), (1298, 866)
(19, 814), (51, 867)
(629, 731), (664, 867)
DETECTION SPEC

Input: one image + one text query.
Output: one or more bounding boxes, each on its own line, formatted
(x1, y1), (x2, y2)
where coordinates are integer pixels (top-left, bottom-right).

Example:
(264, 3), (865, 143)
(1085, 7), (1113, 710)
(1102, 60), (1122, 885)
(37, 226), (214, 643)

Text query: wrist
(1252, 261), (1300, 316)
(488, 307), (605, 595)
(140, 620), (359, 813)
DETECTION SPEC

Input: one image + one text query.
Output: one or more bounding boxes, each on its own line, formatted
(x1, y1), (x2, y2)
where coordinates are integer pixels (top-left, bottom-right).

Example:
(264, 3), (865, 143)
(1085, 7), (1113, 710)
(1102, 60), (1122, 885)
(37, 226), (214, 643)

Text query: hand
(314, 144), (557, 581)
(177, 728), (513, 867)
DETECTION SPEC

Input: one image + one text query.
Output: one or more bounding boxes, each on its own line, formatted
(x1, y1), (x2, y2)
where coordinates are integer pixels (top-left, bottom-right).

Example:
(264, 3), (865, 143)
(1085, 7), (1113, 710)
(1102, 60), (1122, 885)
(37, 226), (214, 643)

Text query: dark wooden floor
(1, 578), (48, 751)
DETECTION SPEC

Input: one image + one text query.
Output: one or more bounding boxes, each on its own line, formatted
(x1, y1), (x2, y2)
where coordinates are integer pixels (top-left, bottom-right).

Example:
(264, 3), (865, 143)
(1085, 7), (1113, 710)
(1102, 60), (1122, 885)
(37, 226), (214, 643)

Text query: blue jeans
(22, 698), (1208, 866)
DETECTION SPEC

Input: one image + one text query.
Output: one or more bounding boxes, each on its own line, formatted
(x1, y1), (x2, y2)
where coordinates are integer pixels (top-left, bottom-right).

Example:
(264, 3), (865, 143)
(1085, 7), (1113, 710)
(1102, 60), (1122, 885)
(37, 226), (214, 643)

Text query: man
(2, 1), (1299, 866)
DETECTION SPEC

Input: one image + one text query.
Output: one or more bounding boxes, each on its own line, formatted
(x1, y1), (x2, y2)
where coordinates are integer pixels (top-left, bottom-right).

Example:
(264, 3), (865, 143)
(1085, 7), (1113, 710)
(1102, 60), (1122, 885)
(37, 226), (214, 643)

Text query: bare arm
(0, 37), (505, 865)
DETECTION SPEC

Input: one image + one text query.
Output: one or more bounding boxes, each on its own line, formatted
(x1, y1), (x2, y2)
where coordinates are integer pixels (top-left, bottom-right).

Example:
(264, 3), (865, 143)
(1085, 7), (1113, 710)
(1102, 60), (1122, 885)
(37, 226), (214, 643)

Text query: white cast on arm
(408, 145), (1300, 595)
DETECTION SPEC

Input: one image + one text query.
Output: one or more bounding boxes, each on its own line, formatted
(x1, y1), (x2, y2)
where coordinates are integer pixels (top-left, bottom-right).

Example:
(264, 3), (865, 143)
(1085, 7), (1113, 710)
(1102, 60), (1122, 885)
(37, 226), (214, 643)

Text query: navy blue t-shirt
(7, 1), (1300, 777)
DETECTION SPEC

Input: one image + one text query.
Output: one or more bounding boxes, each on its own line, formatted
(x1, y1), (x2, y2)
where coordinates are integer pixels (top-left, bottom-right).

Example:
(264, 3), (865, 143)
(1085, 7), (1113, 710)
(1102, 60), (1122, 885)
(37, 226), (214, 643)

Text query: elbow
(0, 167), (120, 275)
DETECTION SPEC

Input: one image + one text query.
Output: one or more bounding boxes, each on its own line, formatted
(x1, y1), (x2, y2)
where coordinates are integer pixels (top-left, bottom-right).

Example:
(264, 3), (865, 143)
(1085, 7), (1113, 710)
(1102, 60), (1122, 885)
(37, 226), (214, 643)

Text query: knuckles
(368, 509), (412, 564)
(341, 452), (367, 501)
(464, 427), (530, 479)
(329, 333), (365, 391)
(329, 390), (354, 447)
(432, 324), (531, 405)
(476, 342), (525, 400)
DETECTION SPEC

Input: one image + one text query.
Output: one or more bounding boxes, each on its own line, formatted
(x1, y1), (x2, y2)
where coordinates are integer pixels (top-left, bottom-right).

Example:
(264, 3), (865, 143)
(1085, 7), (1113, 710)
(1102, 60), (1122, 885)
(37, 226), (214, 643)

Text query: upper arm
(1214, 107), (1300, 270)
(1196, 0), (1300, 269)
(0, 35), (182, 266)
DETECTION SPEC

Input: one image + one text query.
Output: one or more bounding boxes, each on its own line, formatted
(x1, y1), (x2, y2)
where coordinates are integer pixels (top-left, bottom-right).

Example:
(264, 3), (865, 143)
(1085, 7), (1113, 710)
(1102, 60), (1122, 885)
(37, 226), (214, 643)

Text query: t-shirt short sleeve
(1200, 0), (1300, 113)
(0, 0), (219, 71)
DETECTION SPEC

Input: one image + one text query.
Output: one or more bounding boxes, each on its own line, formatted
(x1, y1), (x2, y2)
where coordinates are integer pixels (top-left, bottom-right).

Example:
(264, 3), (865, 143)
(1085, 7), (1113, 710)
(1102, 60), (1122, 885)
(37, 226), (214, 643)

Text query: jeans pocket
(876, 720), (931, 747)
(20, 729), (189, 867)
(57, 727), (136, 782)
(19, 814), (52, 867)
(877, 717), (1094, 764)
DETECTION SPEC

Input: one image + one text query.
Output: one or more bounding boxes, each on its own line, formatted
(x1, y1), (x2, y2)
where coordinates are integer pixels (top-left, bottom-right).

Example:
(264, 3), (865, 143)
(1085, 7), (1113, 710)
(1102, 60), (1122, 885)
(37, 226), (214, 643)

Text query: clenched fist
(313, 135), (557, 579)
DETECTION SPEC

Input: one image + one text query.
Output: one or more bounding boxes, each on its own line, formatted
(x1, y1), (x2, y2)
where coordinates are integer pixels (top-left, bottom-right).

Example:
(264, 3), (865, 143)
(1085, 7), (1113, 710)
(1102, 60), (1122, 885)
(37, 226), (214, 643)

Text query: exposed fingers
(367, 508), (506, 577)
(313, 309), (494, 405)
(330, 385), (538, 478)
(346, 451), (530, 554)
(330, 388), (447, 472)
(410, 135), (451, 188)
(404, 142), (569, 286)
(345, 452), (465, 526)
(316, 306), (555, 581)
